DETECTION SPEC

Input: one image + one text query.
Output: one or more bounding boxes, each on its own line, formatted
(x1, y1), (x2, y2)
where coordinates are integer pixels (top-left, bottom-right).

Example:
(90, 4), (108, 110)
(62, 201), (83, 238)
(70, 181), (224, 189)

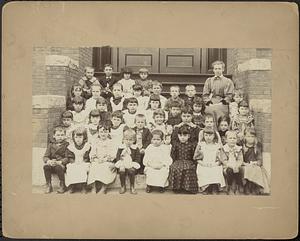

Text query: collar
(223, 144), (242, 153)
(106, 76), (112, 79)
(193, 112), (202, 116)
(214, 75), (224, 79)
(119, 144), (137, 150)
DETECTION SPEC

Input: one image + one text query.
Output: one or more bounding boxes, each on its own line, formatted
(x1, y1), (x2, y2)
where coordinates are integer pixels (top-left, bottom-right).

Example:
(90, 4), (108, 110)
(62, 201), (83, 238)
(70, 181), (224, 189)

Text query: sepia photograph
(32, 47), (272, 196)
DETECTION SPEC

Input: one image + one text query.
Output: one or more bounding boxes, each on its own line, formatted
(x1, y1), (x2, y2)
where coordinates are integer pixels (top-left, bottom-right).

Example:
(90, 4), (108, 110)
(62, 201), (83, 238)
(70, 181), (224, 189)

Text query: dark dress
(99, 76), (118, 100)
(166, 114), (182, 127)
(171, 125), (200, 145)
(169, 141), (198, 193)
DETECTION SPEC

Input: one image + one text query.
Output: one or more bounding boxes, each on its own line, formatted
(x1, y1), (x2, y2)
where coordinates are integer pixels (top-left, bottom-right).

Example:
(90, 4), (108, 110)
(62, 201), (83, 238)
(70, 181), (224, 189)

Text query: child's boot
(129, 174), (137, 195)
(119, 172), (126, 194)
(57, 181), (66, 194)
(45, 182), (53, 194)
(159, 187), (165, 193)
(146, 185), (152, 193)
(99, 184), (108, 194)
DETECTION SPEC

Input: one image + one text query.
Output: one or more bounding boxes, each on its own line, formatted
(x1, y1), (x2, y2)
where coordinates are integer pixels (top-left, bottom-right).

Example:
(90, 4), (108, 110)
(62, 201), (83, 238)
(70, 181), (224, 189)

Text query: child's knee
(43, 164), (51, 171)
(127, 168), (136, 176)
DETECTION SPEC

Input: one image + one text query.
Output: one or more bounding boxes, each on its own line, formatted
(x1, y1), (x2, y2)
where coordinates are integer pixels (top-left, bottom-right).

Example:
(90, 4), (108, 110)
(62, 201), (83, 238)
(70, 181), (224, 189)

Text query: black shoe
(159, 187), (165, 193)
(57, 182), (66, 194)
(146, 185), (152, 193)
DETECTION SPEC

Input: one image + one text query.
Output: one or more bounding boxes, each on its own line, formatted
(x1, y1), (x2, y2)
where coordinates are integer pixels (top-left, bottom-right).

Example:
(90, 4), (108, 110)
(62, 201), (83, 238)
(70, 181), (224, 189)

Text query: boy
(164, 85), (184, 112)
(109, 83), (125, 112)
(151, 80), (167, 109)
(60, 110), (75, 143)
(123, 97), (139, 128)
(78, 67), (100, 99)
(135, 68), (153, 96)
(99, 64), (118, 100)
(43, 126), (69, 194)
(183, 85), (197, 109)
(85, 84), (102, 113)
(166, 100), (182, 127)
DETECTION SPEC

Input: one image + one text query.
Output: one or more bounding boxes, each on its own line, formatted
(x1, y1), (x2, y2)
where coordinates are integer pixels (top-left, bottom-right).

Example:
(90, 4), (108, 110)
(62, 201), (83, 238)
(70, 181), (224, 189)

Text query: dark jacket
(99, 76), (118, 99)
(133, 127), (152, 149)
(43, 141), (69, 165)
(115, 146), (141, 165)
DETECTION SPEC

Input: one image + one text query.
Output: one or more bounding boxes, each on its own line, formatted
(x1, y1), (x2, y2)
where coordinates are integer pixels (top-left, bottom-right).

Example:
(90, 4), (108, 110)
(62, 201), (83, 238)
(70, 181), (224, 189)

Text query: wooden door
(159, 48), (201, 73)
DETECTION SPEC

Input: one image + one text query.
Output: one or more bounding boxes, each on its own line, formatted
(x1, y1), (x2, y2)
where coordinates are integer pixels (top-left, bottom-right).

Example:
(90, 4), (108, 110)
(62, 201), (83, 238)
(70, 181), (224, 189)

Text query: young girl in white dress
(85, 109), (101, 144)
(118, 67), (135, 98)
(87, 124), (117, 194)
(110, 110), (126, 151)
(193, 126), (226, 194)
(143, 130), (173, 193)
(71, 96), (89, 128)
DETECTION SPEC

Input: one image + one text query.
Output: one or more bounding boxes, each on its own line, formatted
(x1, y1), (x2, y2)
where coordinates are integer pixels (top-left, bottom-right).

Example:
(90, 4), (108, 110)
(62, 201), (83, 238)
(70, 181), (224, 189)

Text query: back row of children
(44, 62), (270, 196)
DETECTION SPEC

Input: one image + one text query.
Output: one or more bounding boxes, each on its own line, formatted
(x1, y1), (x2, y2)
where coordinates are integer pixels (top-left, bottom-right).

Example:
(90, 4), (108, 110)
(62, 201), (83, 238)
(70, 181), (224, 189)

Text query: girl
(192, 96), (205, 129)
(85, 84), (102, 113)
(198, 113), (222, 146)
(114, 129), (141, 194)
(118, 67), (135, 98)
(110, 110), (126, 151)
(110, 83), (126, 112)
(132, 84), (149, 113)
(220, 131), (244, 195)
(86, 109), (101, 144)
(242, 127), (270, 195)
(65, 127), (91, 193)
(193, 127), (226, 194)
(144, 94), (164, 126)
(71, 96), (89, 128)
(143, 130), (173, 193)
(229, 89), (244, 120)
(151, 80), (167, 109)
(169, 124), (198, 194)
(135, 67), (153, 96)
(66, 83), (85, 111)
(96, 96), (112, 127)
(218, 116), (230, 145)
(87, 124), (117, 194)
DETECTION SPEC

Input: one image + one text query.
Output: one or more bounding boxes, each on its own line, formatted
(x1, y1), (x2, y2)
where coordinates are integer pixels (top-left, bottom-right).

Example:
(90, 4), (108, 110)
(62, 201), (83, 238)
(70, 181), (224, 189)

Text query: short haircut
(148, 94), (161, 109)
(89, 109), (101, 119)
(121, 67), (133, 75)
(177, 124), (191, 135)
(96, 96), (108, 105)
(72, 127), (88, 143)
(225, 130), (237, 139)
(53, 126), (66, 135)
(111, 110), (124, 120)
(135, 113), (146, 121)
(127, 97), (138, 105)
(169, 100), (182, 109)
(91, 83), (102, 90)
(170, 85), (180, 91)
(112, 82), (123, 91)
(151, 129), (164, 140)
(238, 100), (249, 108)
(123, 128), (137, 142)
(152, 80), (162, 88)
(61, 110), (73, 120)
(72, 96), (84, 104)
(181, 105), (193, 115)
(204, 113), (215, 122)
(97, 122), (111, 132)
(138, 67), (149, 73)
(212, 60), (225, 69)
(104, 64), (113, 69)
(84, 66), (95, 72)
(217, 116), (230, 127)
(185, 85), (196, 90)
(132, 84), (143, 91)
(153, 109), (166, 119)
(202, 127), (218, 143)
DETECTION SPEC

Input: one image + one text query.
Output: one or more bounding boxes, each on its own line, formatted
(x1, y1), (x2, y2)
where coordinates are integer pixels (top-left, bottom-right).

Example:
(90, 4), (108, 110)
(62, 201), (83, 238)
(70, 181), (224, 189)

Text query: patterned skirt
(168, 160), (198, 193)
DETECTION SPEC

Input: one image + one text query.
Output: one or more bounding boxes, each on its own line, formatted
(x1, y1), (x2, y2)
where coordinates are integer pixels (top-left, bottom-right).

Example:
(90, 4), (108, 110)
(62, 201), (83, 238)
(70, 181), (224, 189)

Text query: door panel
(159, 48), (201, 73)
(118, 48), (159, 73)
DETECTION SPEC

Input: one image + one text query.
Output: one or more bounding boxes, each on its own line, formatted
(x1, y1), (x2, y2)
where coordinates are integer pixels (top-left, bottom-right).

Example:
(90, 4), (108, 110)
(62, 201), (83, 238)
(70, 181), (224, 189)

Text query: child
(231, 100), (255, 146)
(166, 100), (182, 127)
(71, 96), (89, 128)
(164, 85), (184, 112)
(151, 80), (167, 110)
(149, 109), (173, 145)
(60, 111), (75, 143)
(96, 97), (112, 126)
(171, 106), (200, 145)
(114, 129), (141, 194)
(110, 110), (126, 151)
(66, 83), (85, 111)
(87, 124), (117, 194)
(99, 64), (118, 100)
(65, 127), (91, 193)
(132, 83), (149, 113)
(135, 68), (153, 96)
(85, 84), (102, 113)
(123, 97), (139, 128)
(242, 127), (270, 195)
(110, 83), (125, 112)
(168, 124), (198, 194)
(220, 131), (244, 195)
(133, 114), (152, 174)
(143, 130), (173, 193)
(118, 67), (135, 98)
(86, 109), (101, 144)
(229, 89), (244, 120)
(193, 127), (226, 194)
(43, 126), (69, 194)
(78, 67), (100, 99)
(198, 113), (222, 146)
(183, 85), (197, 109)
(144, 94), (164, 126)
(192, 96), (205, 129)
(218, 116), (230, 145)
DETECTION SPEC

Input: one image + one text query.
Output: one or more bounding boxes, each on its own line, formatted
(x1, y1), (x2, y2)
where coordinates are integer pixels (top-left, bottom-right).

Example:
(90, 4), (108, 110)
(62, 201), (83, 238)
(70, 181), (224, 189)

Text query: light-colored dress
(65, 143), (91, 187)
(194, 142), (226, 189)
(71, 110), (89, 128)
(87, 138), (117, 185)
(143, 144), (173, 187)
(149, 123), (173, 145)
(118, 78), (135, 98)
(85, 123), (99, 144)
(136, 96), (149, 113)
(110, 124), (126, 151)
(110, 97), (125, 112)
(85, 98), (97, 113)
(123, 110), (137, 128)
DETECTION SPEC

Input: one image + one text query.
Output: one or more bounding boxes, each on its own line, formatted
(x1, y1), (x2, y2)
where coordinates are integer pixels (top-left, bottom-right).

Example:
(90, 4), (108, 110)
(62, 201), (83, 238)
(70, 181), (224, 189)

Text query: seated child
(169, 124), (198, 194)
(60, 110), (75, 144)
(218, 116), (230, 145)
(229, 89), (244, 120)
(135, 68), (153, 96)
(143, 130), (173, 193)
(123, 97), (139, 128)
(132, 83), (149, 113)
(164, 85), (184, 112)
(193, 127), (226, 194)
(118, 67), (135, 98)
(87, 124), (117, 194)
(171, 106), (200, 145)
(85, 84), (102, 113)
(99, 64), (118, 100)
(151, 80), (167, 109)
(198, 113), (222, 146)
(242, 127), (270, 195)
(85, 109), (101, 144)
(71, 96), (89, 128)
(66, 83), (86, 111)
(231, 100), (255, 146)
(96, 96), (112, 126)
(110, 83), (125, 112)
(144, 94), (165, 126)
(220, 130), (244, 195)
(43, 126), (69, 194)
(114, 129), (141, 194)
(183, 85), (197, 109)
(78, 67), (100, 99)
(65, 127), (91, 193)
(132, 114), (152, 174)
(166, 100), (182, 127)
(110, 110), (126, 151)
(192, 96), (205, 129)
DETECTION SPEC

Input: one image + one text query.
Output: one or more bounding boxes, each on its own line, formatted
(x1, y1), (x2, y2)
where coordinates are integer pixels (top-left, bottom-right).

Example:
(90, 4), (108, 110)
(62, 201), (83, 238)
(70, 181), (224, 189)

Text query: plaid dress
(169, 141), (198, 193)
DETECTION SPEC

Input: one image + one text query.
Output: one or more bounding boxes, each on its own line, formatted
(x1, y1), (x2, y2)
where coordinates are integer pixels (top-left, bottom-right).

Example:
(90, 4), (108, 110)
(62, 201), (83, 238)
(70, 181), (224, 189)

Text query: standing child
(192, 97), (205, 129)
(118, 67), (135, 98)
(99, 64), (118, 100)
(166, 100), (182, 127)
(96, 97), (112, 126)
(220, 131), (244, 195)
(193, 127), (226, 194)
(110, 83), (125, 112)
(66, 83), (85, 111)
(218, 116), (230, 145)
(183, 85), (197, 109)
(198, 113), (222, 146)
(135, 68), (153, 96)
(65, 127), (91, 193)
(151, 80), (167, 109)
(229, 89), (244, 120)
(123, 97), (139, 128)
(43, 126), (69, 194)
(242, 127), (270, 195)
(78, 67), (100, 99)
(169, 124), (198, 194)
(110, 110), (126, 151)
(143, 130), (173, 193)
(114, 129), (141, 194)
(71, 96), (89, 128)
(132, 83), (149, 113)
(86, 109), (101, 144)
(87, 124), (117, 194)
(164, 85), (184, 112)
(85, 84), (102, 113)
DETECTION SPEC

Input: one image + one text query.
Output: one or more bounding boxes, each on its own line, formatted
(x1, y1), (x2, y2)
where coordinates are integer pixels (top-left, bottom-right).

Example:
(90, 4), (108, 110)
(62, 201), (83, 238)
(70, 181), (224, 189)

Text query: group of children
(43, 63), (270, 195)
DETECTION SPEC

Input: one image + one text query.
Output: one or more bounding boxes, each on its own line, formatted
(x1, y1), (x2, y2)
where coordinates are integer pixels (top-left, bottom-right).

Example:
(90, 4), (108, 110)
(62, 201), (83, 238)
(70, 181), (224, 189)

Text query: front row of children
(43, 119), (269, 195)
